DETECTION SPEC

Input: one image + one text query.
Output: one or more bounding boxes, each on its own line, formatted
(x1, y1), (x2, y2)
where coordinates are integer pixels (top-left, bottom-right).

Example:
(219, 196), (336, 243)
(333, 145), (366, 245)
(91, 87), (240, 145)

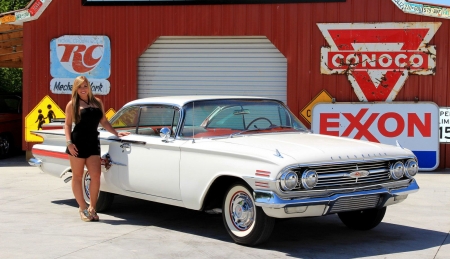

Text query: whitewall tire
(222, 183), (275, 246)
(82, 170), (114, 212)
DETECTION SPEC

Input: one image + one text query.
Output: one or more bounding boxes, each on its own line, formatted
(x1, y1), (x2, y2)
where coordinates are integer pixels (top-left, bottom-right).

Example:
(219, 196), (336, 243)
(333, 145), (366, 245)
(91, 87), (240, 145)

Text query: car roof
(123, 95), (277, 108)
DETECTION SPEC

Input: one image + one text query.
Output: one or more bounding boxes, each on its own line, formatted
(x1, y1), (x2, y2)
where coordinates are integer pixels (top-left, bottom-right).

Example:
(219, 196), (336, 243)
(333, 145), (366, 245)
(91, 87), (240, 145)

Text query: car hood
(216, 132), (414, 164)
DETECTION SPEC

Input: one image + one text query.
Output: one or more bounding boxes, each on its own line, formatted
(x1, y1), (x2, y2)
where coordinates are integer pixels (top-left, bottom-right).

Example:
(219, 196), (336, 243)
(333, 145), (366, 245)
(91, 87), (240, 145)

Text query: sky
(408, 0), (450, 7)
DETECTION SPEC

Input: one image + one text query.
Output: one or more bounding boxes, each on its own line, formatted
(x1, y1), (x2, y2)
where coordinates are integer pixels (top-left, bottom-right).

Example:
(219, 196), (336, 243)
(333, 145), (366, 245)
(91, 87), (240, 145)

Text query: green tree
(0, 0), (29, 13)
(0, 0), (28, 94)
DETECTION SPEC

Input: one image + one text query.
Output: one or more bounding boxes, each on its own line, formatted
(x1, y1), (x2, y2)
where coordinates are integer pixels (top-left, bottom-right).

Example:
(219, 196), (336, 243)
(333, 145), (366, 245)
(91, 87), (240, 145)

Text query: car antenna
(192, 102), (195, 143)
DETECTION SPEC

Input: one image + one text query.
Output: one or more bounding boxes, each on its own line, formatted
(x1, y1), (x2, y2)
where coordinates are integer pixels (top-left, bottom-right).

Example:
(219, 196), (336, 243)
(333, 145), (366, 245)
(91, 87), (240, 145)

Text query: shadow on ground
(52, 194), (445, 259)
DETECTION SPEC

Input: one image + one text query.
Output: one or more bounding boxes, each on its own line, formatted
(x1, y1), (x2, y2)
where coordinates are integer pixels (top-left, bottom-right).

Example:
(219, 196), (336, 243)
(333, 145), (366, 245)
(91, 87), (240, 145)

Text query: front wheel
(222, 183), (275, 246)
(338, 207), (387, 230)
(82, 170), (115, 212)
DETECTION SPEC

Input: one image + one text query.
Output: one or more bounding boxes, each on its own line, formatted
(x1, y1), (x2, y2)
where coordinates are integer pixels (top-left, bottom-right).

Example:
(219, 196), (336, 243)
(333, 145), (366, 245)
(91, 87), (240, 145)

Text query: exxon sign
(318, 22), (441, 102)
(312, 102), (439, 171)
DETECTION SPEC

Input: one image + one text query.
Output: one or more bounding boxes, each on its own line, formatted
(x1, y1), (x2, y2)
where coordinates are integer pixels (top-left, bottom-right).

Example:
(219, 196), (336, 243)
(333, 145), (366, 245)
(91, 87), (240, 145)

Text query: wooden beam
(0, 45), (23, 55)
(0, 31), (23, 41)
(0, 38), (22, 48)
(0, 52), (22, 61)
(0, 24), (22, 33)
(0, 60), (22, 68)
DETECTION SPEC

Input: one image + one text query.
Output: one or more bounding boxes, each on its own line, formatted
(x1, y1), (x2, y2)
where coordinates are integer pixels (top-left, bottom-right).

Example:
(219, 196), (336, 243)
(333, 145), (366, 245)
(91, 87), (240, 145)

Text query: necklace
(80, 98), (90, 105)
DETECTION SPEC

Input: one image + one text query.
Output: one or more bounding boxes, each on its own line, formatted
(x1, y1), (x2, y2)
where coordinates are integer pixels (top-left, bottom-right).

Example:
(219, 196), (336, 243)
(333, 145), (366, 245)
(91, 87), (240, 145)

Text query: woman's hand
(117, 132), (130, 137)
(68, 144), (78, 157)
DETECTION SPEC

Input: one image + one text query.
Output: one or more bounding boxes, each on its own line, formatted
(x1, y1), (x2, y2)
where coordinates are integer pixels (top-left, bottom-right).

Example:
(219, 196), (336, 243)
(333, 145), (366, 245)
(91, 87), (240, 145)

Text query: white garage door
(138, 36), (287, 104)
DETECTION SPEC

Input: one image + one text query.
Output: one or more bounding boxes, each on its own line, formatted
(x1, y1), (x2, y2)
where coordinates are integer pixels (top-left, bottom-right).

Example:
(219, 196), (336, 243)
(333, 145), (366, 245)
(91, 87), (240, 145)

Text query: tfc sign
(318, 22), (441, 102)
(312, 102), (439, 171)
(50, 35), (111, 79)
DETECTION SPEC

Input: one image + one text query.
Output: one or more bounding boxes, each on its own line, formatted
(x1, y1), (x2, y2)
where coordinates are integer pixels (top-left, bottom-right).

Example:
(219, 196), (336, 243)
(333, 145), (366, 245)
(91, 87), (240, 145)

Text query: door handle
(120, 143), (131, 152)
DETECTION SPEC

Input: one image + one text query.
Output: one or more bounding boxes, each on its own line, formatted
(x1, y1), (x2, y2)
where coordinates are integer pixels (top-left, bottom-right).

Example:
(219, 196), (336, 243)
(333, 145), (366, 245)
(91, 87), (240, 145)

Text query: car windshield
(0, 95), (21, 114)
(179, 99), (308, 139)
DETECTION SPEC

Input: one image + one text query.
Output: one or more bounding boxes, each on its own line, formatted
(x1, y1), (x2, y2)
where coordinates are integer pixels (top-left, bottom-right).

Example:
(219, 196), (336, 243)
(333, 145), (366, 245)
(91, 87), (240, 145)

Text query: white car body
(29, 96), (419, 246)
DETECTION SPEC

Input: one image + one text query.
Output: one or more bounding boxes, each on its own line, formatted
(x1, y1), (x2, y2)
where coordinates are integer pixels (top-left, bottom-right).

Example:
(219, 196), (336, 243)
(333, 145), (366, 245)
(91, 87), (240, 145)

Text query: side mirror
(160, 127), (171, 141)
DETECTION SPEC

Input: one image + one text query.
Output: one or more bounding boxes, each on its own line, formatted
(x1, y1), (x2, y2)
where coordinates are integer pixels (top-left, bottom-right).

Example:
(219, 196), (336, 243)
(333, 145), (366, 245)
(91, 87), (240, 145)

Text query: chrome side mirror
(160, 127), (171, 142)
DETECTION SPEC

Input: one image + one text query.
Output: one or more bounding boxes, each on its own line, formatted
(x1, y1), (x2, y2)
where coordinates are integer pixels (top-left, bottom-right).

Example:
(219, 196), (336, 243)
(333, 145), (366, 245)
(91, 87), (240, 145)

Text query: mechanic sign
(312, 102), (439, 171)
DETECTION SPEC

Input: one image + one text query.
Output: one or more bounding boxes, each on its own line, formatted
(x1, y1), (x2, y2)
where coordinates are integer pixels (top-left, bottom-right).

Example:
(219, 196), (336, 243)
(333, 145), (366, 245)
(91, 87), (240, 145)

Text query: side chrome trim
(28, 158), (42, 167)
(254, 179), (419, 209)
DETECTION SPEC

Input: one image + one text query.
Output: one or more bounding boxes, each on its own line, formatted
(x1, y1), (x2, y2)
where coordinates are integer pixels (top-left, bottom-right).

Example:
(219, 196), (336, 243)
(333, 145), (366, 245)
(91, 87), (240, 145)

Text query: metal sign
(50, 78), (110, 95)
(300, 90), (333, 124)
(439, 108), (450, 143)
(312, 102), (439, 171)
(50, 35), (111, 79)
(318, 22), (441, 102)
(25, 96), (65, 142)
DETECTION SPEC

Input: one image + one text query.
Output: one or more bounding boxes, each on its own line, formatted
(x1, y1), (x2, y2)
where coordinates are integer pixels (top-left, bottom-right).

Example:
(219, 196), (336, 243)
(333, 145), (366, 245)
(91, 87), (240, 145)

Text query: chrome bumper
(28, 158), (42, 167)
(254, 179), (419, 218)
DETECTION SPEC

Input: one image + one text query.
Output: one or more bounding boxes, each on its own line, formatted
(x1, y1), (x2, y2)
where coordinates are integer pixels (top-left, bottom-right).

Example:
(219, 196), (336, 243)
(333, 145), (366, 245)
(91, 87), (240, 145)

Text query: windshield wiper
(229, 125), (308, 138)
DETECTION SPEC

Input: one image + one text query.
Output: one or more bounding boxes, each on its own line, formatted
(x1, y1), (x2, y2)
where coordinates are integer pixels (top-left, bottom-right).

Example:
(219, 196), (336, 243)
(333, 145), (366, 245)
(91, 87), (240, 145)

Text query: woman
(65, 76), (129, 222)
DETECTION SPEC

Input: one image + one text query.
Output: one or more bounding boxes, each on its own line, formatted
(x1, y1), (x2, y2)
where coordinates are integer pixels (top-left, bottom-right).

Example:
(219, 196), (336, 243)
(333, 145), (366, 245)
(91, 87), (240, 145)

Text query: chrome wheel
(0, 135), (11, 158)
(82, 171), (91, 201)
(222, 183), (275, 246)
(230, 191), (255, 231)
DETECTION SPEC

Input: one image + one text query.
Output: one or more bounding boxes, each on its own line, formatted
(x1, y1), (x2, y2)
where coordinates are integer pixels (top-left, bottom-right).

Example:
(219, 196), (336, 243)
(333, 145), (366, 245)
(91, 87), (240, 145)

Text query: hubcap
(84, 172), (91, 199)
(230, 191), (255, 231)
(0, 137), (9, 155)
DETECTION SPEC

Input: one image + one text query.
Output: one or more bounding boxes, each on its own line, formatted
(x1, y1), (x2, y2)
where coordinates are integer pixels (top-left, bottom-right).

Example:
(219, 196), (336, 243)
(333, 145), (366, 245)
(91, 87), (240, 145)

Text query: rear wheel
(222, 183), (275, 246)
(82, 170), (115, 212)
(338, 207), (387, 230)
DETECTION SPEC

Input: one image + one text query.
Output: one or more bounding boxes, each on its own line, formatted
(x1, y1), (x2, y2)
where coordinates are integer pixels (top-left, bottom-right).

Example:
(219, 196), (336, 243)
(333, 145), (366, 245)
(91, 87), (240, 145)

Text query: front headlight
(390, 161), (405, 180)
(404, 159), (419, 178)
(301, 170), (318, 189)
(280, 171), (298, 191)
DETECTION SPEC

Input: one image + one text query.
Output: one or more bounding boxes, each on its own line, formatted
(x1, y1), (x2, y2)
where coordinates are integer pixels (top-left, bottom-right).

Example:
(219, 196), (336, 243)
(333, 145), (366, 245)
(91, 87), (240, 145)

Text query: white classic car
(29, 96), (419, 246)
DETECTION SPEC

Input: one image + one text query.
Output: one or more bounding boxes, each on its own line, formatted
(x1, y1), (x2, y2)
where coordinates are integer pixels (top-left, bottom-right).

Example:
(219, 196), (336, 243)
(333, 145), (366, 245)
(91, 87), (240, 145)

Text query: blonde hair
(71, 76), (102, 124)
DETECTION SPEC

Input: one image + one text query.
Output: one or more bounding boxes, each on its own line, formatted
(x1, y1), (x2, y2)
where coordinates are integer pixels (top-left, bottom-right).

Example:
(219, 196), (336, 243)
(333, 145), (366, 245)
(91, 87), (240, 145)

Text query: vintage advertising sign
(393, 0), (450, 19)
(311, 102), (439, 171)
(300, 90), (333, 124)
(49, 78), (110, 95)
(51, 35), (110, 78)
(318, 22), (441, 102)
(25, 96), (65, 142)
(439, 108), (450, 143)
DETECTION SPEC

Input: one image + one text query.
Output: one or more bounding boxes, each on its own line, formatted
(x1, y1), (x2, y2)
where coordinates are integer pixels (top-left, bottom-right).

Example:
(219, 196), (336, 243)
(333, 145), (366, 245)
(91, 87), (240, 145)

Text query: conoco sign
(318, 22), (441, 102)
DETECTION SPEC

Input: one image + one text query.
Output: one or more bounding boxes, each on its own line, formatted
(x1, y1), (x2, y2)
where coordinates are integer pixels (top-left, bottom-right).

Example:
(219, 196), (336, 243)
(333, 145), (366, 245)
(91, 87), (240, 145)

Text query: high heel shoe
(79, 208), (93, 222)
(88, 207), (99, 221)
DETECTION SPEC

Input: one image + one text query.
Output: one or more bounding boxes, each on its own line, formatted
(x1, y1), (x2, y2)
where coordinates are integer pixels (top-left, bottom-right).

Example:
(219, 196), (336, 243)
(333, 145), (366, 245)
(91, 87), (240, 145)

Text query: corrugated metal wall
(138, 36), (287, 103)
(22, 0), (450, 168)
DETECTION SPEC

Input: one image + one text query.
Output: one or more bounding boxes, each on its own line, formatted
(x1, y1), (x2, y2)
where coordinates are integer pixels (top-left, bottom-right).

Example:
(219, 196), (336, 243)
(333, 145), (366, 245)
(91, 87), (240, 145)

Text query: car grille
(328, 195), (381, 213)
(292, 160), (392, 190)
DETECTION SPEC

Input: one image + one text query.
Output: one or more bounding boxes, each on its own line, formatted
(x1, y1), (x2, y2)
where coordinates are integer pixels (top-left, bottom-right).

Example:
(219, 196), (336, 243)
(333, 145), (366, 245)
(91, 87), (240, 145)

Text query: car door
(109, 105), (185, 201)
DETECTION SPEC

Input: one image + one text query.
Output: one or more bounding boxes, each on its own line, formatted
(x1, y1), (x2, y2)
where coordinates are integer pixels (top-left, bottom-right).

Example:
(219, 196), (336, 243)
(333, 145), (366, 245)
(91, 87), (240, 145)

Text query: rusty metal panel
(21, 0), (450, 167)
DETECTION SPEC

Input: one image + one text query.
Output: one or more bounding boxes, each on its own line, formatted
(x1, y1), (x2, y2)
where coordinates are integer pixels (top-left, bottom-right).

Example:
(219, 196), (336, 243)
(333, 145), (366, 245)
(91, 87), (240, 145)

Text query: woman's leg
(69, 156), (88, 209)
(85, 155), (101, 212)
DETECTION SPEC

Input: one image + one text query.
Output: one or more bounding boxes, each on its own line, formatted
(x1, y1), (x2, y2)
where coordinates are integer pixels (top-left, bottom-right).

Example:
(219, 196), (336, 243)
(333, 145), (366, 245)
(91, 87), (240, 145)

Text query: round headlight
(404, 159), (419, 178)
(390, 161), (405, 180)
(280, 171), (298, 191)
(301, 170), (318, 189)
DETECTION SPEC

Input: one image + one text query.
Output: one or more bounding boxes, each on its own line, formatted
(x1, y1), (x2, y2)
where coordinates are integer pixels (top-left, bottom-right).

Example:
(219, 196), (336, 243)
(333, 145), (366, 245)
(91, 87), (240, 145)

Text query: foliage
(0, 0), (28, 94)
(0, 0), (29, 13)
(0, 68), (22, 94)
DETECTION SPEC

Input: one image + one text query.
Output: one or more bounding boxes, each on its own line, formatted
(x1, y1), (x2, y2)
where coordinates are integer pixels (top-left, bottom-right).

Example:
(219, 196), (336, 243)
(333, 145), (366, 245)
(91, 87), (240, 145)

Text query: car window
(110, 106), (140, 130)
(0, 95), (21, 113)
(180, 99), (307, 139)
(137, 106), (180, 137)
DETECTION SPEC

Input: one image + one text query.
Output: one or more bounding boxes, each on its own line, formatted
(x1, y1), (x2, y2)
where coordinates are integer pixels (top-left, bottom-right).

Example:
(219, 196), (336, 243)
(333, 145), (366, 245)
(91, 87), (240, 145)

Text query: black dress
(66, 107), (103, 158)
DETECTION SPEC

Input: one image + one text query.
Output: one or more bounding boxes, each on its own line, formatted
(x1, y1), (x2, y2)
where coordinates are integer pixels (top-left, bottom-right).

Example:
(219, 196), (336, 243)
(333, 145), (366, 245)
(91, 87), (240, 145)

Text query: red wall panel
(23, 0), (450, 167)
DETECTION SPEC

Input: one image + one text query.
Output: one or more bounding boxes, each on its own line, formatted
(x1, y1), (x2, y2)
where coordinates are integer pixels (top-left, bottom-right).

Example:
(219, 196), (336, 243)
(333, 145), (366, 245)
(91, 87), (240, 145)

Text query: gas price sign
(440, 108), (450, 143)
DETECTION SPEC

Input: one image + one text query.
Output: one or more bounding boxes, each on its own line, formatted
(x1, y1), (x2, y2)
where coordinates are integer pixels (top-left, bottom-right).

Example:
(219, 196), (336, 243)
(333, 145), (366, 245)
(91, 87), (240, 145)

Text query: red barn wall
(22, 0), (450, 167)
